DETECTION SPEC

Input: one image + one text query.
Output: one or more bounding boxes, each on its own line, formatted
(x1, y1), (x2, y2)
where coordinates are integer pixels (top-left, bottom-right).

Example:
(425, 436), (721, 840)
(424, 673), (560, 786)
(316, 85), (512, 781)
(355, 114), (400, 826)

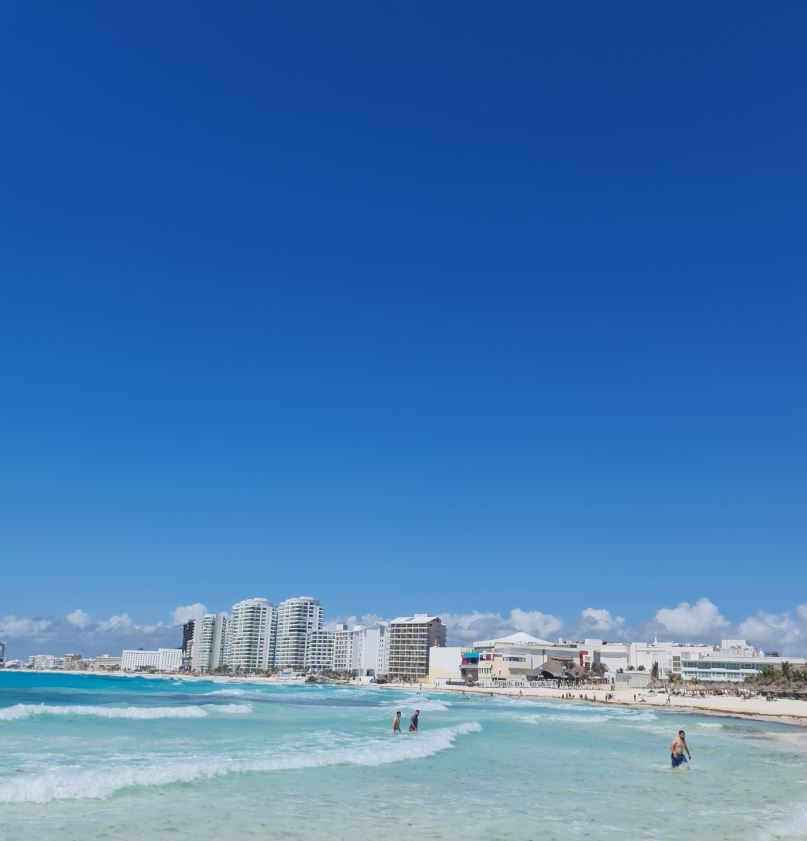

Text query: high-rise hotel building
(225, 598), (276, 672)
(191, 612), (228, 673)
(275, 596), (322, 670)
(304, 629), (334, 672)
(388, 614), (446, 678)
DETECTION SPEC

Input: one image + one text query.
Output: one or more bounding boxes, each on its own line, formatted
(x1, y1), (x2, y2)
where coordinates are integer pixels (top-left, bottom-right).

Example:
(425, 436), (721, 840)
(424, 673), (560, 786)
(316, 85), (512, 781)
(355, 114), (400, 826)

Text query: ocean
(1, 672), (805, 840)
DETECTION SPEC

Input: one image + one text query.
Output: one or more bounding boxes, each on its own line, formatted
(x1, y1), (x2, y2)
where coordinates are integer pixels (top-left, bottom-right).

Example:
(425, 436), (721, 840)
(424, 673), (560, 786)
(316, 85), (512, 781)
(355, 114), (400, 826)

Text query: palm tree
(781, 661), (793, 682)
(759, 665), (777, 684)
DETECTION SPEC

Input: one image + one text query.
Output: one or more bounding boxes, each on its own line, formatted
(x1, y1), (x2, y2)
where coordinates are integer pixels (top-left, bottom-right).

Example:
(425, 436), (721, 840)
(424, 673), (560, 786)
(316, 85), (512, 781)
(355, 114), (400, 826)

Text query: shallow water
(1, 672), (805, 840)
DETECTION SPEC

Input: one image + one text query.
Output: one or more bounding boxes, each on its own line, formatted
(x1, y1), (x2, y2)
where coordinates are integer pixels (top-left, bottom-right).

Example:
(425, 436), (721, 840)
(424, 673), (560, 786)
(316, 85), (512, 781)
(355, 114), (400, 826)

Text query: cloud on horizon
(3, 598), (807, 660)
(0, 605), (201, 661)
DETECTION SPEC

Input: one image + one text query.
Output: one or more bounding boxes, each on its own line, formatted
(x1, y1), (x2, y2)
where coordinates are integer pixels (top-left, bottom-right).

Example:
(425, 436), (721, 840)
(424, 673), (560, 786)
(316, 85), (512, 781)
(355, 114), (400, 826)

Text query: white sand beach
(430, 681), (807, 724)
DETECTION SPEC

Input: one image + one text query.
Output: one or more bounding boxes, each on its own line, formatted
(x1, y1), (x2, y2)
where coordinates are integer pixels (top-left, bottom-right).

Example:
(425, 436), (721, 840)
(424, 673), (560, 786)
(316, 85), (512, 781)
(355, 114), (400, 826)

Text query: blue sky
(1, 3), (806, 657)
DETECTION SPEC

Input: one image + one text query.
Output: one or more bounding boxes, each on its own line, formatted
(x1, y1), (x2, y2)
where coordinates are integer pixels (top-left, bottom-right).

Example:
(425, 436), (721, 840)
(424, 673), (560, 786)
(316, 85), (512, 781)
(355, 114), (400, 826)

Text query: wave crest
(0, 722), (481, 803)
(0, 703), (252, 721)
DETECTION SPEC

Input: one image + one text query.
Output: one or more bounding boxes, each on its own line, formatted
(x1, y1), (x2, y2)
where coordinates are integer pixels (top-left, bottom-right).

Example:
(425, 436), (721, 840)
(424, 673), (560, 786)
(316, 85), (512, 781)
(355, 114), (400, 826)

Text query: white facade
(93, 655), (122, 669)
(358, 623), (390, 677)
(121, 648), (182, 672)
(304, 629), (334, 671)
(333, 625), (363, 673)
(275, 597), (322, 670)
(27, 654), (61, 669)
(428, 646), (464, 682)
(225, 598), (276, 672)
(330, 623), (390, 676)
(681, 651), (807, 682)
(191, 612), (228, 673)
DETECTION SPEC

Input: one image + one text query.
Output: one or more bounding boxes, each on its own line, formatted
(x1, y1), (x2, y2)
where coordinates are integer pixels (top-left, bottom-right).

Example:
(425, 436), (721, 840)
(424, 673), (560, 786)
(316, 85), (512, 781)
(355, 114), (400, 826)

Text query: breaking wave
(758, 801), (807, 840)
(0, 703), (252, 721)
(0, 721), (481, 802)
(203, 689), (249, 697)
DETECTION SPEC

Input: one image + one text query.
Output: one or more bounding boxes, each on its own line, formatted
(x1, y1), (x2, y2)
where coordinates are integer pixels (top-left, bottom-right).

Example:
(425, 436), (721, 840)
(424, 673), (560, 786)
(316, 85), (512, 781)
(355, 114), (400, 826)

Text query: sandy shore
(429, 682), (807, 725)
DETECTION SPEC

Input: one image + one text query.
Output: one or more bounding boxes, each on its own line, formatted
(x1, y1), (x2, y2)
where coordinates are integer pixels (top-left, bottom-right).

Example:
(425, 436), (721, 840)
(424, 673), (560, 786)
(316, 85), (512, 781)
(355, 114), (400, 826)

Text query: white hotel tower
(225, 598), (276, 672)
(191, 612), (228, 673)
(275, 596), (322, 670)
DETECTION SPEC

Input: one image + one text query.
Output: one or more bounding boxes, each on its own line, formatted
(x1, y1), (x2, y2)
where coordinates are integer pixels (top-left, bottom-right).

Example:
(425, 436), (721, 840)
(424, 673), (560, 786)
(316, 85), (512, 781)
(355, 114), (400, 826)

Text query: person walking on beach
(670, 729), (691, 768)
(392, 711), (401, 734)
(409, 709), (420, 732)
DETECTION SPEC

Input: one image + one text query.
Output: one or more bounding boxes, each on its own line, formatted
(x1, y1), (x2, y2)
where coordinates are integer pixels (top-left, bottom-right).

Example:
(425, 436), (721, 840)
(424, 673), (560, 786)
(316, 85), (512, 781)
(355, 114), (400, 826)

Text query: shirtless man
(670, 729), (692, 768)
(392, 711), (402, 734)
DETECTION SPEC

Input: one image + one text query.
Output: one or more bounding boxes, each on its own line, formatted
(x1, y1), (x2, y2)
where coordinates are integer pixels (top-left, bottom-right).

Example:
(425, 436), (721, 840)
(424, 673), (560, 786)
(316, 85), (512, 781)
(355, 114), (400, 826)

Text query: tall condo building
(225, 598), (276, 672)
(388, 614), (446, 678)
(304, 629), (334, 672)
(0, 640), (5, 666)
(181, 621), (196, 655)
(181, 619), (196, 670)
(275, 596), (322, 670)
(191, 613), (228, 673)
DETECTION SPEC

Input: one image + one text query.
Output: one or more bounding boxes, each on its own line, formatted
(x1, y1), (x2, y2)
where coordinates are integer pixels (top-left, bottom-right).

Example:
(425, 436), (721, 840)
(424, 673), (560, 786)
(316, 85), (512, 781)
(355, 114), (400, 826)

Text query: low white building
(121, 648), (183, 672)
(27, 654), (61, 670)
(428, 646), (464, 683)
(93, 655), (121, 670)
(681, 652), (807, 682)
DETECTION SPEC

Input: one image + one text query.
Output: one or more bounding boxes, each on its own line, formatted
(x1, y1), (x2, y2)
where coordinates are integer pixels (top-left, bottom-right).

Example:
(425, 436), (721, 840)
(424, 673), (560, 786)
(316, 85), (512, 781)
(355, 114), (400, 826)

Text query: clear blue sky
(1, 3), (805, 644)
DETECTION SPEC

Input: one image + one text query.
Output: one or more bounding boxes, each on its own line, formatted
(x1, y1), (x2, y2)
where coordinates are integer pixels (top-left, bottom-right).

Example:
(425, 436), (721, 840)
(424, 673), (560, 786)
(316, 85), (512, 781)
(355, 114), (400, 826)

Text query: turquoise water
(1, 673), (806, 840)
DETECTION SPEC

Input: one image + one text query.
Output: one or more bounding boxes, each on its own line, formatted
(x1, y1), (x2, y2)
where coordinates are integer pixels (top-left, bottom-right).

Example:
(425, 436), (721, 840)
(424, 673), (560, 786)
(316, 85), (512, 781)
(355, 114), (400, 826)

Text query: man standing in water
(409, 709), (420, 732)
(670, 729), (692, 768)
(392, 711), (401, 734)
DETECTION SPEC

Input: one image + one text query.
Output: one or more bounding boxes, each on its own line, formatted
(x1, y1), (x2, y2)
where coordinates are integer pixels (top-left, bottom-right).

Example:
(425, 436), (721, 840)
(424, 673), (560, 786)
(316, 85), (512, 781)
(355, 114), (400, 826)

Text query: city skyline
(3, 593), (806, 661)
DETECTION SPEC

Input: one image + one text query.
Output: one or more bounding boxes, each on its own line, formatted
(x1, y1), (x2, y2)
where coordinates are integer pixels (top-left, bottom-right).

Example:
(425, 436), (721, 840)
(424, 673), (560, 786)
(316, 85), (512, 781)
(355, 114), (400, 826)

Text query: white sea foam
(0, 703), (252, 721)
(380, 697), (451, 712)
(203, 689), (249, 697)
(758, 801), (807, 839)
(0, 721), (482, 803)
(696, 721), (724, 729)
(514, 709), (657, 725)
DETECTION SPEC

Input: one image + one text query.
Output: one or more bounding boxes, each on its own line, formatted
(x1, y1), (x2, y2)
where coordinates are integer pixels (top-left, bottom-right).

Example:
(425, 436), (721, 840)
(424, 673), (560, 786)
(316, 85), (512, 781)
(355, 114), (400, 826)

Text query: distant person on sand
(409, 709), (420, 732)
(670, 729), (691, 768)
(392, 711), (401, 734)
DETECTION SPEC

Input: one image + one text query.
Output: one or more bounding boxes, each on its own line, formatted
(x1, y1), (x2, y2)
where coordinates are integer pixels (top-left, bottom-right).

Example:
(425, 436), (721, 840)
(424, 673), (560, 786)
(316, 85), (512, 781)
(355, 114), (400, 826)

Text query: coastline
(430, 682), (807, 726)
(9, 668), (807, 726)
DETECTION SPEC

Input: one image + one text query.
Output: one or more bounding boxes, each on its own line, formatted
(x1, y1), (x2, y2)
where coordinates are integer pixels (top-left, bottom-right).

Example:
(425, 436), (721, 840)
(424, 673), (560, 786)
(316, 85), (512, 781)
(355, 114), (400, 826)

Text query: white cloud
(654, 598), (729, 639)
(66, 609), (92, 628)
(440, 609), (564, 645)
(0, 615), (51, 637)
(580, 608), (626, 635)
(325, 613), (391, 631)
(171, 603), (208, 625)
(509, 608), (564, 638)
(797, 604), (807, 622)
(739, 611), (803, 651)
(97, 613), (135, 632)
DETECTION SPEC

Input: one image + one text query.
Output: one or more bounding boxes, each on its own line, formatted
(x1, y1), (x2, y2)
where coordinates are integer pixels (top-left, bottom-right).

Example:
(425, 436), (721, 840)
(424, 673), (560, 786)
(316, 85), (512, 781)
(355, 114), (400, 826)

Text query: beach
(431, 682), (807, 725)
